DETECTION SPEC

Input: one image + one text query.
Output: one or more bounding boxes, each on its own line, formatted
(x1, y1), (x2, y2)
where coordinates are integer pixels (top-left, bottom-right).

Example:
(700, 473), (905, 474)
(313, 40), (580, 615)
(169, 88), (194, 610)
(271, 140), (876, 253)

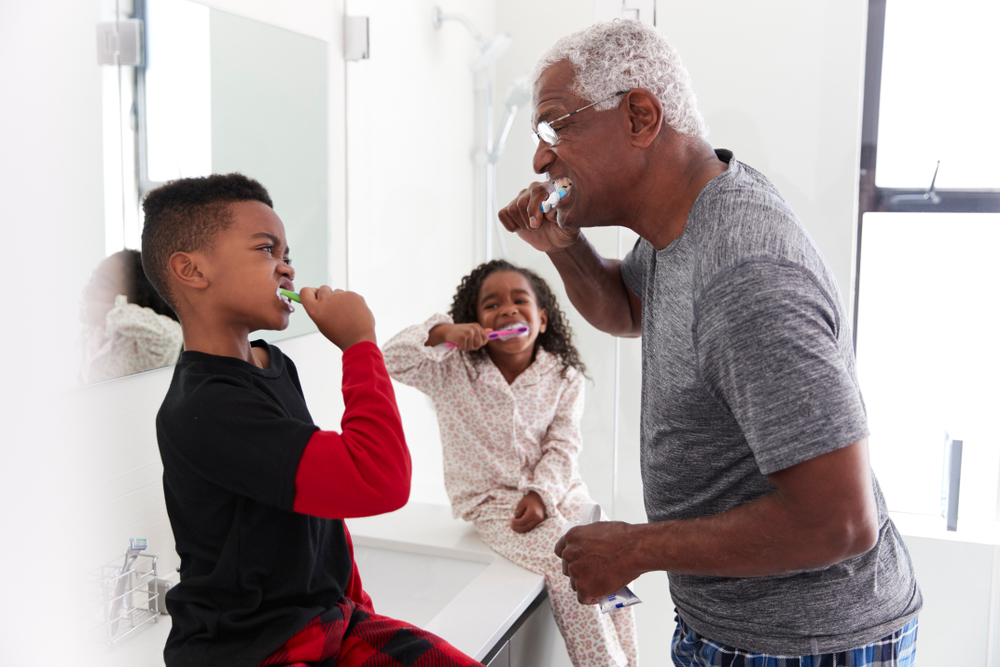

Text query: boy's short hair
(141, 173), (273, 311)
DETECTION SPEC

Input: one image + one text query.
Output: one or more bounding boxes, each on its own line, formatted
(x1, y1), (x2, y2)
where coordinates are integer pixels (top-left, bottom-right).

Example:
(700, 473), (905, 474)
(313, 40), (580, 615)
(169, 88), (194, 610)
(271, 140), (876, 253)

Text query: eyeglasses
(531, 89), (631, 147)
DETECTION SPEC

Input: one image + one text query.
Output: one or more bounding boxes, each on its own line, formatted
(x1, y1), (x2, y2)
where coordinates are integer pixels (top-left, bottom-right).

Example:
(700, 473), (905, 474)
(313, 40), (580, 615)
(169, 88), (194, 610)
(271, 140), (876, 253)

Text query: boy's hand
(426, 323), (492, 350)
(299, 286), (377, 351)
(511, 491), (546, 533)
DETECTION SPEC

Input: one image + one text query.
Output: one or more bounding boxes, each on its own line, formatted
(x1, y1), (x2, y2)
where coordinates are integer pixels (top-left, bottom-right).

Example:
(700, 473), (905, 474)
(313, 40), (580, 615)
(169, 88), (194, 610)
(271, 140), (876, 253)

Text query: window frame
(132, 0), (167, 199)
(853, 0), (1000, 345)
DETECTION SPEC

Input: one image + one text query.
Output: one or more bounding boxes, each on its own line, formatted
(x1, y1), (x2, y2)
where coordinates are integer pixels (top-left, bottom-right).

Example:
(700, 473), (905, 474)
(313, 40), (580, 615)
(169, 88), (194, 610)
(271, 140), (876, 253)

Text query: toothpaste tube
(598, 585), (642, 613)
(561, 503), (642, 614)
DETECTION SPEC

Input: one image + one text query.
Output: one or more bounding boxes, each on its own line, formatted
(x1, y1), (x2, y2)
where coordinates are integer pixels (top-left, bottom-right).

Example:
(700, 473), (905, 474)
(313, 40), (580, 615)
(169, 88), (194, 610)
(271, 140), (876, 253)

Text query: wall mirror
(82, 0), (328, 385)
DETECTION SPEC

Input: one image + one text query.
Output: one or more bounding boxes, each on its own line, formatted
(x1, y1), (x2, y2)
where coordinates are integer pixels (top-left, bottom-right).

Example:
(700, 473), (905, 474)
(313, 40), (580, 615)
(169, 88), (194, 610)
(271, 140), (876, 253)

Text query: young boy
(141, 173), (481, 667)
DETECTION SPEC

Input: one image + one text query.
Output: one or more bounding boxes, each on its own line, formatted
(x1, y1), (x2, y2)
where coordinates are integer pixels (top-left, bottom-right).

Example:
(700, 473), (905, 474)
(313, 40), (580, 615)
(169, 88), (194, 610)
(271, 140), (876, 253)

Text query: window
(102, 0), (212, 254)
(855, 0), (1000, 527)
(136, 0), (212, 190)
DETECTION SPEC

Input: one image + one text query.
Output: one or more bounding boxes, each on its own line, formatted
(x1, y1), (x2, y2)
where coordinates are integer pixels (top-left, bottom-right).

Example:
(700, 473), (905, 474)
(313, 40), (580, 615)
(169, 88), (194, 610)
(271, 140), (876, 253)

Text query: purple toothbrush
(444, 326), (529, 348)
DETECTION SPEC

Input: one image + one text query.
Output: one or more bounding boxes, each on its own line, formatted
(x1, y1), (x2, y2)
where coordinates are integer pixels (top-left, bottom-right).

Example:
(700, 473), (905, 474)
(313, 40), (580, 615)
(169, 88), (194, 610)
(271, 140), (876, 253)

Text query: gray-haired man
(499, 20), (921, 666)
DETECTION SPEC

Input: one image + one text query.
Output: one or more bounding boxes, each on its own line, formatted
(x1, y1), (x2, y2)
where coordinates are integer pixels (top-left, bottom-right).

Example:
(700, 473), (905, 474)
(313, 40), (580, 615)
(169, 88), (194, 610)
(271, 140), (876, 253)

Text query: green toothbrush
(279, 288), (301, 303)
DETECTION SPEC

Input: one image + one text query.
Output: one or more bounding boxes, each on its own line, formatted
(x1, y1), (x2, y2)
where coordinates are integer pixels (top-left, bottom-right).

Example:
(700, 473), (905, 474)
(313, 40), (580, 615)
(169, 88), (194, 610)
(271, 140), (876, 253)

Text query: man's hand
(426, 323), (492, 351)
(511, 491), (546, 533)
(554, 521), (640, 604)
(498, 182), (580, 253)
(300, 286), (377, 351)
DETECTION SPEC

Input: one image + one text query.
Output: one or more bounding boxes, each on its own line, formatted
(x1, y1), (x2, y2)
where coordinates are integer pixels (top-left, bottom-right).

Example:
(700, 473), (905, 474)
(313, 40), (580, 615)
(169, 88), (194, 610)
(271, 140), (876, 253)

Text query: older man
(499, 20), (921, 667)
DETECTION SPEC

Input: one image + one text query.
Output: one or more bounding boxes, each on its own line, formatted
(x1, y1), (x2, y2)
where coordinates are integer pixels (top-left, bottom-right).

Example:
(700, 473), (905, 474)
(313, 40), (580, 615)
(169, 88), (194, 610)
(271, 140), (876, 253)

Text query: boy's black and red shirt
(155, 340), (410, 667)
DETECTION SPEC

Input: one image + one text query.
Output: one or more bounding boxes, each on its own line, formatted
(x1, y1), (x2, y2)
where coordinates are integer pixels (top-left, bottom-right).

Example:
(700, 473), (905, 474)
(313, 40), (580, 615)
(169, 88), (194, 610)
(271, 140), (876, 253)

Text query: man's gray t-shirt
(620, 150), (921, 655)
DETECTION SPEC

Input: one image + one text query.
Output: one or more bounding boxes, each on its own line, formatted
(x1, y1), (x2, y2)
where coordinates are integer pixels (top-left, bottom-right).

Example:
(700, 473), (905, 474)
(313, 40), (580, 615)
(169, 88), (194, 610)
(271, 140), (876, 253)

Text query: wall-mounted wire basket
(93, 549), (166, 645)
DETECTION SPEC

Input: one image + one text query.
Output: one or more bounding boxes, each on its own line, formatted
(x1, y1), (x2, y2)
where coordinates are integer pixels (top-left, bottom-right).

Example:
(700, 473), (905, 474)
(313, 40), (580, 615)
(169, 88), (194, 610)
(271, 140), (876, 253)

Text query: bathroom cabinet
(483, 595), (574, 667)
(486, 639), (511, 667)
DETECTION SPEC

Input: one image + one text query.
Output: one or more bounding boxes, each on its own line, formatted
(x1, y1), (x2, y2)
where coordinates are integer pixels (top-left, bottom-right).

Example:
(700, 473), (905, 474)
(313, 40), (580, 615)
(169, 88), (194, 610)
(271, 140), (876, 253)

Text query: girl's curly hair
(448, 260), (586, 378)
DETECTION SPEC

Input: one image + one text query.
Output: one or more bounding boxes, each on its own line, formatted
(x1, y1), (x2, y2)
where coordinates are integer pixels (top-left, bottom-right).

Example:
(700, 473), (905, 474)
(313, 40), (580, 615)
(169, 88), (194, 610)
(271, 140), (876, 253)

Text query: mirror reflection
(79, 249), (183, 384)
(83, 0), (329, 384)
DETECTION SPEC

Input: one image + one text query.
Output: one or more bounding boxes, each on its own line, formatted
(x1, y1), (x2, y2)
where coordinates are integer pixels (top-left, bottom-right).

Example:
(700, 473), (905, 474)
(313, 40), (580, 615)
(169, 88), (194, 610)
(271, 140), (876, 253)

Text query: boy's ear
(167, 251), (209, 292)
(539, 308), (548, 334)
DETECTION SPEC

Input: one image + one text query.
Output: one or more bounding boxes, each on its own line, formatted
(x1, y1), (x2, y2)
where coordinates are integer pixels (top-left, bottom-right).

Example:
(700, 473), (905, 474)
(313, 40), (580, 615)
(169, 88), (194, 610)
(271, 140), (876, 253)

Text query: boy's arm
(524, 371), (585, 518)
(292, 342), (412, 519)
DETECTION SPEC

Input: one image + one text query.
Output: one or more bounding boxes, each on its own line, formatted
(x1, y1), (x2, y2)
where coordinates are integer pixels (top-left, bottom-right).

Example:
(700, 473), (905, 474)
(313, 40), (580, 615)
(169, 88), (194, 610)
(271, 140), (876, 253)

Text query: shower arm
(432, 7), (487, 46)
(488, 106), (518, 164)
(433, 6), (517, 261)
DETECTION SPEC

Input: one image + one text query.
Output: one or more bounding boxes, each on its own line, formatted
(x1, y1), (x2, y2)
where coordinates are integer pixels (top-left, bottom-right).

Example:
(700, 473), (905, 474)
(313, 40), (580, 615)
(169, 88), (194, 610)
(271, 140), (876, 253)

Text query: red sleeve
(292, 341), (411, 518)
(343, 524), (374, 614)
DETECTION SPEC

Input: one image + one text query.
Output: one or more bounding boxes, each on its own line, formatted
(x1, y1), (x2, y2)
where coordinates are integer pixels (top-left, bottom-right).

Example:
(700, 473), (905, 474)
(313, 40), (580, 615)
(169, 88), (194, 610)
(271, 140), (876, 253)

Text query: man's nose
(532, 141), (555, 175)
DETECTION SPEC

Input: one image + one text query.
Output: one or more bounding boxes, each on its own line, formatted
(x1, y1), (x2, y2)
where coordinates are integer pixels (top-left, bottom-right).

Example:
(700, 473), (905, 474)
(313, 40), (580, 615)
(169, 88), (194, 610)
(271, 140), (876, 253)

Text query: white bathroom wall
(1, 0), (107, 660)
(658, 0), (866, 307)
(343, 0), (498, 507)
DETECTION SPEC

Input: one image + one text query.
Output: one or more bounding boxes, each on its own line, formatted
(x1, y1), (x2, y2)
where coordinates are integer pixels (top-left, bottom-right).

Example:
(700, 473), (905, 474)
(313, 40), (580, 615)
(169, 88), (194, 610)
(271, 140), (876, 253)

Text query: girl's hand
(511, 491), (546, 533)
(426, 323), (492, 351)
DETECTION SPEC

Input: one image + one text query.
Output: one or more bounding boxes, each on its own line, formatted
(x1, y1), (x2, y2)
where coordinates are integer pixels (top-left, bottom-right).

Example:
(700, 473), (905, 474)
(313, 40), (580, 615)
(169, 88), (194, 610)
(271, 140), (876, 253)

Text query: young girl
(383, 260), (638, 667)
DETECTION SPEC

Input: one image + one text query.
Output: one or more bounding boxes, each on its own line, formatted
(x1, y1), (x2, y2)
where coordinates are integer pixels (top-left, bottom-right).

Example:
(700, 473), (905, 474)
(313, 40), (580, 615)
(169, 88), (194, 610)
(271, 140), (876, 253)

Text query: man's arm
(555, 438), (879, 603)
(546, 234), (642, 337)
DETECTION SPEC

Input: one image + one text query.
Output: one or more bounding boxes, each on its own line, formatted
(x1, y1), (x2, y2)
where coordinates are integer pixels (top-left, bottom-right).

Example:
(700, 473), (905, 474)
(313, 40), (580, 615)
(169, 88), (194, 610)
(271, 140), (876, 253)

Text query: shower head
(432, 6), (512, 72)
(432, 6), (484, 42)
(471, 33), (512, 72)
(503, 76), (531, 108)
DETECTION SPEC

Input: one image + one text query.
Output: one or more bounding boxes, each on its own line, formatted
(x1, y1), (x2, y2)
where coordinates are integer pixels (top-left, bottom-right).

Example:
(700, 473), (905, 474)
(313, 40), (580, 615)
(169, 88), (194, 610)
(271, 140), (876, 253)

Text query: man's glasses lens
(531, 122), (558, 147)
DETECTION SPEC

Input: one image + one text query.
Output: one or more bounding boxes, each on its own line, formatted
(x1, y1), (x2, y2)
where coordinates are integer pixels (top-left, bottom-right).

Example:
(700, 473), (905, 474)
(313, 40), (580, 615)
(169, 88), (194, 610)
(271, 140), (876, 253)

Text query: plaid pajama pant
(260, 598), (482, 667)
(672, 615), (918, 667)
